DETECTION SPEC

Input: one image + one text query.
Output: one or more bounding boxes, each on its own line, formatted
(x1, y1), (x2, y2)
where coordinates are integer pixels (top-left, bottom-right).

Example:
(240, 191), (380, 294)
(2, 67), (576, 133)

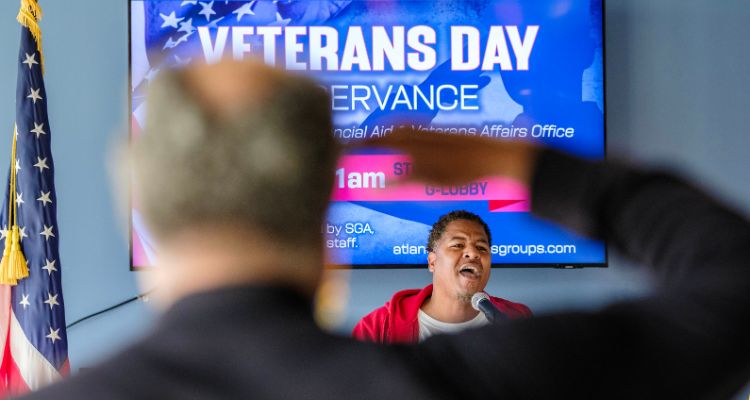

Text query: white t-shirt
(417, 309), (489, 342)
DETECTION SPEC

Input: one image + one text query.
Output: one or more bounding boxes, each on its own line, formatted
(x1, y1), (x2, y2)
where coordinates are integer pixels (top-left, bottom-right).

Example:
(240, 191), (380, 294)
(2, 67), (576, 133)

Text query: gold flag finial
(16, 0), (44, 74)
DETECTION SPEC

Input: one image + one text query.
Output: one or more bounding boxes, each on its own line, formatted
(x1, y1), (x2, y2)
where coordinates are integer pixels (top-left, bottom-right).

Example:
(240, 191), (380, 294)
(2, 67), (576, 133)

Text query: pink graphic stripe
(331, 155), (529, 210)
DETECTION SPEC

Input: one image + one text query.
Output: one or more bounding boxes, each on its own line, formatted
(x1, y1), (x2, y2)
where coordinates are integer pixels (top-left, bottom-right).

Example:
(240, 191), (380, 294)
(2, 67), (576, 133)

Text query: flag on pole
(0, 0), (69, 395)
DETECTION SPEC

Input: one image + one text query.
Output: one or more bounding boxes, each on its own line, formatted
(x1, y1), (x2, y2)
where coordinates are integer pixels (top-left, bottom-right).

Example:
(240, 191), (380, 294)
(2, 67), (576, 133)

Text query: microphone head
(471, 292), (490, 311)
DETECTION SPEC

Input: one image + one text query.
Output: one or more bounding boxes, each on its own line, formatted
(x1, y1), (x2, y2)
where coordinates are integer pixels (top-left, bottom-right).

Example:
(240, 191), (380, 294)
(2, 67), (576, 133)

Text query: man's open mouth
(459, 264), (482, 279)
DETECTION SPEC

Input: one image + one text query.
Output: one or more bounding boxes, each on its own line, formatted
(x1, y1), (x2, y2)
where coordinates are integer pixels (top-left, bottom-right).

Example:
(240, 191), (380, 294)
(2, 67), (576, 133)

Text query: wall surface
(0, 1), (748, 397)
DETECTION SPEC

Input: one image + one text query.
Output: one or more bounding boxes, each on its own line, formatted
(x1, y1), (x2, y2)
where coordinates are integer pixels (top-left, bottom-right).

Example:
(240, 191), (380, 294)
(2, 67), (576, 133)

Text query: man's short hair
(426, 210), (492, 252)
(132, 64), (338, 245)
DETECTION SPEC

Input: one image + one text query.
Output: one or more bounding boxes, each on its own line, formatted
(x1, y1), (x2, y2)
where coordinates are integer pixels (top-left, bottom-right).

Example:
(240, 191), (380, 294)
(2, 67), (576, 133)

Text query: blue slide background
(131, 0), (606, 266)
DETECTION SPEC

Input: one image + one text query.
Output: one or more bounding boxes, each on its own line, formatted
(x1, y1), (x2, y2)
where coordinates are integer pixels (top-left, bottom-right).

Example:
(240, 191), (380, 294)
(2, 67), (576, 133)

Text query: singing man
(353, 210), (532, 343)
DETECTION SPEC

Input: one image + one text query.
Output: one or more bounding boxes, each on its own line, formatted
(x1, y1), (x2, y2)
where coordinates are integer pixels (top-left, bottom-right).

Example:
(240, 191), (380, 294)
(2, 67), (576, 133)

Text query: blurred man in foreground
(353, 210), (531, 343)
(21, 59), (750, 399)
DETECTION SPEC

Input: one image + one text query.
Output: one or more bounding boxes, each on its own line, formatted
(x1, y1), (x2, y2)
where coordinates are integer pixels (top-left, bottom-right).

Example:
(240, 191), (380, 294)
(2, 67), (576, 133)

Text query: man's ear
(427, 252), (436, 272)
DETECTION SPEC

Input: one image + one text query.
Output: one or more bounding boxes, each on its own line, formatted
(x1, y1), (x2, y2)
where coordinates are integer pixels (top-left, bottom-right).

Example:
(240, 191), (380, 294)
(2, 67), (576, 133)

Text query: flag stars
(22, 52), (38, 69)
(178, 18), (195, 34)
(37, 190), (52, 206)
(28, 87), (43, 103)
(180, 0), (198, 6)
(30, 122), (46, 138)
(34, 157), (49, 173)
(162, 32), (192, 51)
(42, 258), (57, 275)
(207, 16), (225, 29)
(199, 1), (217, 21)
(160, 11), (184, 29)
(271, 12), (291, 27)
(163, 37), (178, 50)
(19, 226), (28, 241)
(19, 294), (30, 308)
(176, 31), (192, 46)
(0, 225), (8, 240)
(232, 1), (257, 21)
(40, 225), (55, 241)
(46, 327), (61, 343)
(44, 293), (60, 309)
(15, 192), (23, 207)
(15, 158), (21, 173)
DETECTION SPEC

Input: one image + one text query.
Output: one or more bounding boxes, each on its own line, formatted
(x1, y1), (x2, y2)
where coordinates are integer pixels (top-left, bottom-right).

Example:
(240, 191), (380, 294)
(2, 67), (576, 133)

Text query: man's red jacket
(352, 284), (532, 344)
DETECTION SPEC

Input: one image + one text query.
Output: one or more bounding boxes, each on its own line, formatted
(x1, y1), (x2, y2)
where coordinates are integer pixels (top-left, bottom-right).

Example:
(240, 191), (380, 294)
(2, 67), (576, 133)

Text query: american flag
(0, 1), (69, 395)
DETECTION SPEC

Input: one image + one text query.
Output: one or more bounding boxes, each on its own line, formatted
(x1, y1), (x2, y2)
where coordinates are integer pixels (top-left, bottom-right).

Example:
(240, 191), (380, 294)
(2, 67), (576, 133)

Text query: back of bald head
(132, 59), (338, 247)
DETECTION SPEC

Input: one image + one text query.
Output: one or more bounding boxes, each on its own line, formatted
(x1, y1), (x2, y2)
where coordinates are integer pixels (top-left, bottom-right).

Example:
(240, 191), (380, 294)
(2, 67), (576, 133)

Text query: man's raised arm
(353, 130), (750, 399)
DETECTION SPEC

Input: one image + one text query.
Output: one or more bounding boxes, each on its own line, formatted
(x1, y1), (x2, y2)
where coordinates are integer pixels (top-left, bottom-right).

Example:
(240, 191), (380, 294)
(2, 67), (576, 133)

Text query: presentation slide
(129, 0), (605, 268)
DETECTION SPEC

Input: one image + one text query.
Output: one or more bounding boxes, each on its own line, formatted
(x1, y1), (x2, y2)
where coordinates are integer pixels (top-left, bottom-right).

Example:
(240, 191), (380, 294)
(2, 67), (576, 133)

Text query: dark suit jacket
(22, 150), (750, 399)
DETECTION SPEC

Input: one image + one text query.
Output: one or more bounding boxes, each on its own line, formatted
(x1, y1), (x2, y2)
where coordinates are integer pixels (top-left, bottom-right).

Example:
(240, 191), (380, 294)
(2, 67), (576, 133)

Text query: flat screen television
(129, 0), (606, 269)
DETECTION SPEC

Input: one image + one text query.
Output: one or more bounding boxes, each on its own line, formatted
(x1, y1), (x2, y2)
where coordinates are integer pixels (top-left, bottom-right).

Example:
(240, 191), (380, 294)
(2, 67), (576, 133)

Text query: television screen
(129, 0), (605, 269)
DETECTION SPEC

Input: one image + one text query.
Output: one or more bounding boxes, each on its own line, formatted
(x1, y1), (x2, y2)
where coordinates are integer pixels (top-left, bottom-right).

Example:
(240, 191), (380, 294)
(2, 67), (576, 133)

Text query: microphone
(471, 292), (504, 323)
